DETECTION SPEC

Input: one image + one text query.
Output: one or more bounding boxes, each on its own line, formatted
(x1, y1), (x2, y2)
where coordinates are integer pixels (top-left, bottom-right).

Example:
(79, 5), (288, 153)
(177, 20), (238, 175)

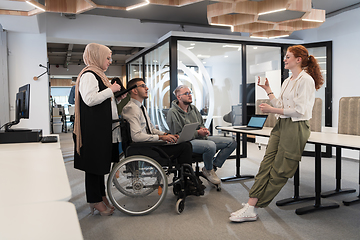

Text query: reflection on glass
(178, 41), (242, 132)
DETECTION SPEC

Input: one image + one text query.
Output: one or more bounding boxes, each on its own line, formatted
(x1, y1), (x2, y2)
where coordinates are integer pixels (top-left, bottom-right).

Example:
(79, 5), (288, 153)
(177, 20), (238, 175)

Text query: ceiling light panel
(258, 10), (305, 22)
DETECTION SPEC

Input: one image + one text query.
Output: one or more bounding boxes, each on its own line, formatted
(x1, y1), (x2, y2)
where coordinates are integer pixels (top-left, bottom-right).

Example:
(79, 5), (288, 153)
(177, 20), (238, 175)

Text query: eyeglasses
(137, 84), (147, 88)
(179, 91), (192, 96)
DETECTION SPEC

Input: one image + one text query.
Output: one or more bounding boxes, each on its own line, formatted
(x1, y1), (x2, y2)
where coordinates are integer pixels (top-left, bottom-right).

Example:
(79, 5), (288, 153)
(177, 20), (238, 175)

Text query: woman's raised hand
(110, 82), (121, 93)
(257, 77), (270, 91)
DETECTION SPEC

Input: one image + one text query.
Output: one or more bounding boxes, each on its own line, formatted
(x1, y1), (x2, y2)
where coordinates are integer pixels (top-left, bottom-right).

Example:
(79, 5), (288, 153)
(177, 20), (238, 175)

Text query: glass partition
(247, 45), (282, 122)
(177, 41), (242, 134)
(308, 46), (327, 127)
(129, 57), (142, 80)
(144, 42), (170, 131)
(126, 36), (332, 141)
(247, 45), (282, 145)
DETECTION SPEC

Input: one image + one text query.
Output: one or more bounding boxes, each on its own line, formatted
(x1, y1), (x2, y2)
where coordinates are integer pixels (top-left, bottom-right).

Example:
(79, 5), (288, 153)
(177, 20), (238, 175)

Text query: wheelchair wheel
(175, 198), (185, 214)
(107, 155), (168, 215)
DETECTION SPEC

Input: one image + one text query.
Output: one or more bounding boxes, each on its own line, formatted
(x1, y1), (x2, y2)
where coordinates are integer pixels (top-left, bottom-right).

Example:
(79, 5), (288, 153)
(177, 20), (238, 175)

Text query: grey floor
(61, 132), (360, 240)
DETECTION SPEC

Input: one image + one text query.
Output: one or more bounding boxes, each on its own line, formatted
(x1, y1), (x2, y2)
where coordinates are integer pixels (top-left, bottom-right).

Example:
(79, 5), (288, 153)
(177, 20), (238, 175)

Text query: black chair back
(119, 118), (133, 152)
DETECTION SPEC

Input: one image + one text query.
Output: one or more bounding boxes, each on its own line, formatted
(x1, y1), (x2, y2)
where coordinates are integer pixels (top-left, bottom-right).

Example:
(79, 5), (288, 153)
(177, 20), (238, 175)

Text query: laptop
(235, 115), (268, 130)
(168, 122), (199, 144)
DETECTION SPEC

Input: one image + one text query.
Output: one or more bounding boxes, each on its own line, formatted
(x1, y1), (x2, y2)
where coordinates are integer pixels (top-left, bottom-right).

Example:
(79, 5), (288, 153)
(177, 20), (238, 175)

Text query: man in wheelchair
(121, 78), (205, 198)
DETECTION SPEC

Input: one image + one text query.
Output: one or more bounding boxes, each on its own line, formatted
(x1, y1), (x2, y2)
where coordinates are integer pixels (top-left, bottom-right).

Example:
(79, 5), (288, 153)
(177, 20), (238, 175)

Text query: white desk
(0, 202), (83, 240)
(217, 126), (360, 214)
(0, 139), (82, 240)
(0, 148), (71, 205)
(0, 134), (61, 151)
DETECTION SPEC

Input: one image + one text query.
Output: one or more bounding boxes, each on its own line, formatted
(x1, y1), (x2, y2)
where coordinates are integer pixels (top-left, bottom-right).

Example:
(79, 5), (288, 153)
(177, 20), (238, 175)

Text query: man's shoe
(202, 167), (221, 185)
(229, 203), (258, 222)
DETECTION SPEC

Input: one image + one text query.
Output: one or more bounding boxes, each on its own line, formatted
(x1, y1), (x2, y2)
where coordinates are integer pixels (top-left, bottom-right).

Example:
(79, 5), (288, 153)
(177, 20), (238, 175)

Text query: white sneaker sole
(229, 215), (258, 222)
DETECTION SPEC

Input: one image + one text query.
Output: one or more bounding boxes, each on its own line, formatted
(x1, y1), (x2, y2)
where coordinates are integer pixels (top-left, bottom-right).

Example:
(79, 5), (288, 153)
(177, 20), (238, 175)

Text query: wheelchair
(107, 118), (205, 215)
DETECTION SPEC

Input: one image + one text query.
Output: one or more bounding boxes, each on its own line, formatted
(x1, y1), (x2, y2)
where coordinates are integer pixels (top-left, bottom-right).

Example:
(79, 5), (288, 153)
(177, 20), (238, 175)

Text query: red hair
(287, 45), (324, 90)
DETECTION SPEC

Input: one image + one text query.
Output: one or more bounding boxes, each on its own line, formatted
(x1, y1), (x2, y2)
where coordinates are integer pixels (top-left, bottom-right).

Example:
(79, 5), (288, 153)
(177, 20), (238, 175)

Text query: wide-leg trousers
(249, 118), (310, 208)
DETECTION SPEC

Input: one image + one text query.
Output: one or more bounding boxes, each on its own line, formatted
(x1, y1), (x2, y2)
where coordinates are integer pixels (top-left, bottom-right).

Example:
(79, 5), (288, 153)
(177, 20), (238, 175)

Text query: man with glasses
(121, 78), (194, 166)
(167, 85), (236, 185)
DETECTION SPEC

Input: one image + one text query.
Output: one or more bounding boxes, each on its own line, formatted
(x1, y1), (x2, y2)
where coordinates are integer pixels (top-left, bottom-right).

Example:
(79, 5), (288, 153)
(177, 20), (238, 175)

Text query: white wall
(292, 7), (360, 159)
(7, 32), (50, 134)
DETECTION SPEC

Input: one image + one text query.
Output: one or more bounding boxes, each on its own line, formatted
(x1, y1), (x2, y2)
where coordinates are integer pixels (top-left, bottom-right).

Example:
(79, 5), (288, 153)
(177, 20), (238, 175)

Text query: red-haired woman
(230, 45), (324, 222)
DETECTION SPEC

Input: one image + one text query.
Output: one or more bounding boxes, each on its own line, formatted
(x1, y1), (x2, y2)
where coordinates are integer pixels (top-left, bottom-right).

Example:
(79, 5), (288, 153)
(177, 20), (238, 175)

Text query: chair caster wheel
(176, 198), (185, 214)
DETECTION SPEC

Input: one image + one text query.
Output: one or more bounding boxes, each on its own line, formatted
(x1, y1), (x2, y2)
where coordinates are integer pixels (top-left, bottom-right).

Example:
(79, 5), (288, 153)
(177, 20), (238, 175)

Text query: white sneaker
(202, 167), (221, 185)
(229, 203), (258, 222)
(230, 203), (246, 216)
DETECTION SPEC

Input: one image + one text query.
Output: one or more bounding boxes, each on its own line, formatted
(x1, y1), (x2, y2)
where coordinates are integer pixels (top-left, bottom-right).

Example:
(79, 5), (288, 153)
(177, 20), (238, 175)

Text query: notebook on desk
(168, 122), (198, 144)
(234, 115), (268, 130)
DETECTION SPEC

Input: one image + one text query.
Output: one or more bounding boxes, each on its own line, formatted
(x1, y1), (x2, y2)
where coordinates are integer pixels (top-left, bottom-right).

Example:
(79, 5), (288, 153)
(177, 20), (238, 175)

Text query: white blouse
(270, 70), (315, 122)
(79, 72), (121, 143)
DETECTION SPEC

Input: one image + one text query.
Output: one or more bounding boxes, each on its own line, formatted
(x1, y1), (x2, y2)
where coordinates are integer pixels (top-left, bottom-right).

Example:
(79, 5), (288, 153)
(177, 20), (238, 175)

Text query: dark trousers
(158, 141), (193, 165)
(84, 143), (119, 203)
(85, 172), (105, 203)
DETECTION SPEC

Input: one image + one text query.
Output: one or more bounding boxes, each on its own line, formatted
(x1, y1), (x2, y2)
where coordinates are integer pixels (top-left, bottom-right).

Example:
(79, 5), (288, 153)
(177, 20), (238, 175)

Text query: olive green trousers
(249, 118), (311, 208)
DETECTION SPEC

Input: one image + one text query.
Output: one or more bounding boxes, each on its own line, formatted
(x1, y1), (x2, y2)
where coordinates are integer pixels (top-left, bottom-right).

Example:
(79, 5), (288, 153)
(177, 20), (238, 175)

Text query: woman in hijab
(73, 43), (126, 216)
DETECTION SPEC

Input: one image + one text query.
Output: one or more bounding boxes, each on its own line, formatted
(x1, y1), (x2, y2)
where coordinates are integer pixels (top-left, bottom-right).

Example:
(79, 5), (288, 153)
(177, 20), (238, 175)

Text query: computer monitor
(17, 84), (30, 120)
(4, 84), (30, 132)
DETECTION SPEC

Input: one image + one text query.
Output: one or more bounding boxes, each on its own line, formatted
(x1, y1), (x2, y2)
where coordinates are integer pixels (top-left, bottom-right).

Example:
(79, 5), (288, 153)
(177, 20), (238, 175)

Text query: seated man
(121, 78), (193, 166)
(167, 85), (237, 185)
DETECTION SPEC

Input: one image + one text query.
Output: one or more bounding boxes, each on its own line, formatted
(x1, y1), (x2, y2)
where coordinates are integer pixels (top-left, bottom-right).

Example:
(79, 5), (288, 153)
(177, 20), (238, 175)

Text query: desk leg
(295, 143), (339, 215)
(343, 152), (360, 206)
(321, 147), (356, 198)
(221, 133), (254, 182)
(276, 167), (315, 206)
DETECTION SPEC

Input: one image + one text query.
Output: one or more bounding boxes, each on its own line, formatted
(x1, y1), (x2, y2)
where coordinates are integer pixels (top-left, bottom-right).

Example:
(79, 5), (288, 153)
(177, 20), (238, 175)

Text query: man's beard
(183, 100), (192, 105)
